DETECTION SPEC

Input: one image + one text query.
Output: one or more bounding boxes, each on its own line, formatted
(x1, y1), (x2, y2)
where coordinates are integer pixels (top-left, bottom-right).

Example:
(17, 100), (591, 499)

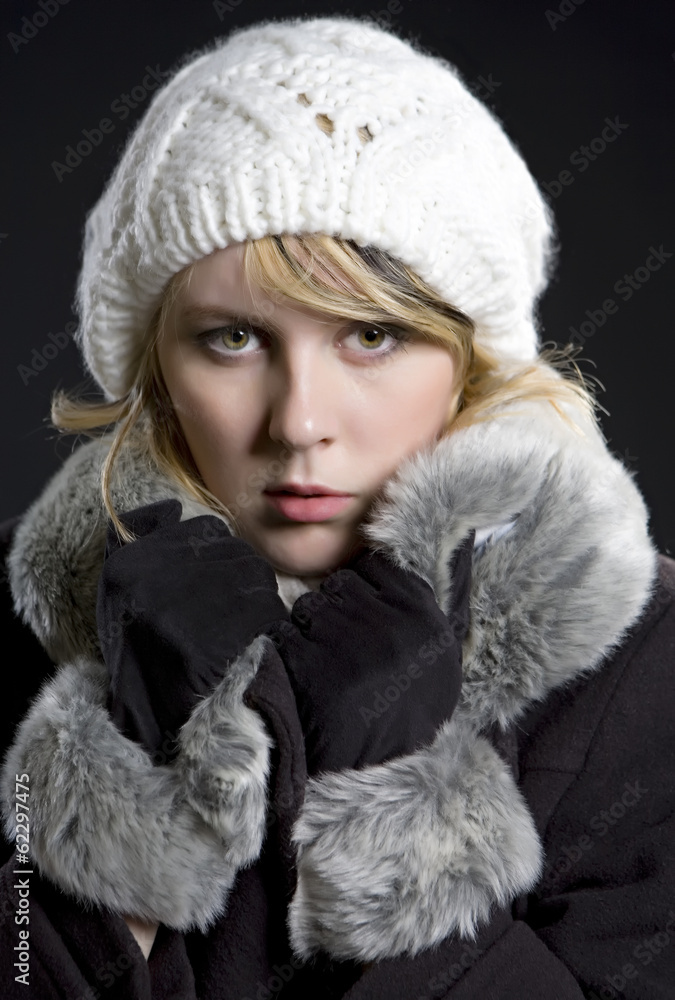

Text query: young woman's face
(157, 243), (459, 578)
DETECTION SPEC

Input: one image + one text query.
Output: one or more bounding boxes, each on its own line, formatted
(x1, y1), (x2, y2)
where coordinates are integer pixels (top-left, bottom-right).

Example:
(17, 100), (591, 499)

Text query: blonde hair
(52, 233), (600, 540)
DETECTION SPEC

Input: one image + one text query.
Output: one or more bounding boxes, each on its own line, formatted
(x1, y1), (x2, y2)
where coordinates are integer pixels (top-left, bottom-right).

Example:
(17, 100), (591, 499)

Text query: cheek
(375, 351), (456, 442)
(159, 356), (253, 476)
(173, 394), (247, 502)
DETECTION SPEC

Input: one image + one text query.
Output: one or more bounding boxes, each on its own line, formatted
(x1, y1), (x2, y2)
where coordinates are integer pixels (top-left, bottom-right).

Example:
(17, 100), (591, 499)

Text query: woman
(1, 14), (673, 999)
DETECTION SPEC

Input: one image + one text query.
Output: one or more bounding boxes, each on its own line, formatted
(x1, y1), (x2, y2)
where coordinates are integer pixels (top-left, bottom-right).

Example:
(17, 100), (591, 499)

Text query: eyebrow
(178, 305), (253, 323)
(176, 304), (293, 339)
(180, 304), (344, 340)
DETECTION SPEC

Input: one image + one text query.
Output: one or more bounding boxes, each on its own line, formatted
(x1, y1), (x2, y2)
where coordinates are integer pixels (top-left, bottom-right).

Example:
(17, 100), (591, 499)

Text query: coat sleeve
(285, 563), (675, 999)
(0, 635), (278, 933)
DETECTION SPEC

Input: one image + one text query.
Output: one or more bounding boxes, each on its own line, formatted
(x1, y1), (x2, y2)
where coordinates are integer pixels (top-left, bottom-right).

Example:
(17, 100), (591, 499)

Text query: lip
(264, 492), (354, 522)
(266, 482), (351, 497)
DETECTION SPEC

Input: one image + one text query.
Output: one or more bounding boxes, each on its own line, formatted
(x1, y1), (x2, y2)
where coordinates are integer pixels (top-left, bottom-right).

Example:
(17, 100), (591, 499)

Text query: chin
(269, 553), (336, 580)
(255, 527), (365, 580)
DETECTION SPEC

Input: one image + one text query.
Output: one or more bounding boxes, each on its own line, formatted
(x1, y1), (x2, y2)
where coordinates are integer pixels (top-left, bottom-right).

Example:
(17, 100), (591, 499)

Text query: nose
(267, 340), (339, 452)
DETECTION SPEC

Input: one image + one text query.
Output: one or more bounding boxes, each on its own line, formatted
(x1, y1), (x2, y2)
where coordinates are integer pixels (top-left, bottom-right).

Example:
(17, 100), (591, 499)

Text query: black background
(2, 0), (674, 553)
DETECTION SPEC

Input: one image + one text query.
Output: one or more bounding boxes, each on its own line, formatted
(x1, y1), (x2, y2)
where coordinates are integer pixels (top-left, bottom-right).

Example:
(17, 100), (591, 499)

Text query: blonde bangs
(241, 234), (475, 380)
(241, 234), (599, 434)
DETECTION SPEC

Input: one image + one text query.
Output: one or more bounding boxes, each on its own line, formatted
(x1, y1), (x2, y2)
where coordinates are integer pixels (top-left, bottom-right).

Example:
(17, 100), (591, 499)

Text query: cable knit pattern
(77, 14), (554, 399)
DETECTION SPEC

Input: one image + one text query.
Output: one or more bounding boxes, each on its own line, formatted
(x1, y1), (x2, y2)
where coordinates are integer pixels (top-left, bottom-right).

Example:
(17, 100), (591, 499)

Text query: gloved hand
(96, 498), (291, 760)
(246, 531), (475, 779)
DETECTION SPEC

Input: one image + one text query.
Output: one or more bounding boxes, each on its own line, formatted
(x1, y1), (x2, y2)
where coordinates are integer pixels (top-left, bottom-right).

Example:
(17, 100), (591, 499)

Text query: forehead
(169, 250), (340, 330)
(171, 240), (364, 322)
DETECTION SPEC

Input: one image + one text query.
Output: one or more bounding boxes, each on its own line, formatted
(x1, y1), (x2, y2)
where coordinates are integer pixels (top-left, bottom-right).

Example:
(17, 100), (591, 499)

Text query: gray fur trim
(1, 637), (273, 931)
(287, 716), (542, 963)
(7, 434), (229, 663)
(3, 399), (659, 956)
(361, 403), (658, 726)
(177, 635), (274, 843)
(286, 403), (657, 958)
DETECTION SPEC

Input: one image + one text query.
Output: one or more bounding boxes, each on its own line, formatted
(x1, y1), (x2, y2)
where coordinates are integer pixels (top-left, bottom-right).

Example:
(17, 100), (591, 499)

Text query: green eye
(218, 327), (254, 351)
(356, 327), (388, 349)
(351, 324), (412, 357)
(195, 325), (263, 355)
(195, 321), (410, 360)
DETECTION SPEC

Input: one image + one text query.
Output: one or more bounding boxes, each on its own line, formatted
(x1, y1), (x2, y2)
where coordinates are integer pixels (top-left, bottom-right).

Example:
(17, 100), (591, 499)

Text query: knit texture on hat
(77, 15), (555, 400)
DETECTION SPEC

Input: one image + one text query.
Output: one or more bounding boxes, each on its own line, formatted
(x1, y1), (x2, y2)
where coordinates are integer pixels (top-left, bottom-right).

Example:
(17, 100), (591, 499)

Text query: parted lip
(264, 482), (353, 496)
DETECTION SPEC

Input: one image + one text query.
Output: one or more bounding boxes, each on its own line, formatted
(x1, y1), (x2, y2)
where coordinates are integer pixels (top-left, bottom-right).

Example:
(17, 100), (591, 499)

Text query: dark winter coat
(1, 399), (673, 1000)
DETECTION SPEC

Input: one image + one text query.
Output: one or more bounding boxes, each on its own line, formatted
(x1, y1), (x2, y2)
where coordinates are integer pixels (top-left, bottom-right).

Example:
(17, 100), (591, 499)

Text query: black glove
(252, 531), (475, 779)
(96, 498), (291, 760)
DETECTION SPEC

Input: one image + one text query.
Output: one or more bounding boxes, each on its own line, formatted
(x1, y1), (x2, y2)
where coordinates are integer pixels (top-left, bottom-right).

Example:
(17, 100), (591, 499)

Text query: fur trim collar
(2, 401), (658, 962)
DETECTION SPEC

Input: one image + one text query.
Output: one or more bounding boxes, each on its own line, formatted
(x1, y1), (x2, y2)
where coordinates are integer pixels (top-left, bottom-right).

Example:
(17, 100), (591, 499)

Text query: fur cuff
(1, 636), (273, 932)
(287, 717), (542, 963)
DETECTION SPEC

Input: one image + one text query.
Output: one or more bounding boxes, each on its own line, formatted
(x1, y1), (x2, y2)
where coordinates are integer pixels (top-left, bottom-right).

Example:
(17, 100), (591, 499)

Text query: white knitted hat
(77, 14), (555, 400)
